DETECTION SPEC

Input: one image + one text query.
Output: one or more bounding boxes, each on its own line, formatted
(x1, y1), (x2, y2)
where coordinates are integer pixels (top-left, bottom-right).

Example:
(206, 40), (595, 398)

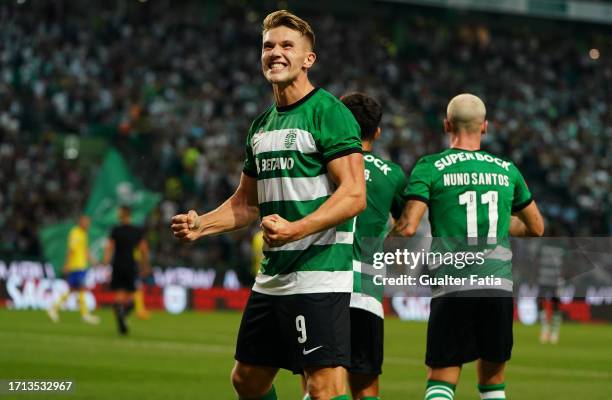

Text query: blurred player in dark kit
(103, 206), (150, 335)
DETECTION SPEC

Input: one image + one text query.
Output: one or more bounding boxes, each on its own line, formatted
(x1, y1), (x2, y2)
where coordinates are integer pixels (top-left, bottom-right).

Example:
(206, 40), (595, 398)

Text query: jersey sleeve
(242, 132), (257, 178)
(316, 103), (362, 163)
(405, 157), (432, 204)
(390, 167), (409, 219)
(512, 166), (533, 212)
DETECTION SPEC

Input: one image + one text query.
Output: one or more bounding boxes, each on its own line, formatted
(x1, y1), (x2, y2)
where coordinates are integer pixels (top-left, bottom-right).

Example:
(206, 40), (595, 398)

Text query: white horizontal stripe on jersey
(257, 175), (333, 203)
(350, 293), (384, 319)
(352, 260), (378, 273)
(264, 229), (353, 252)
(252, 128), (317, 156)
(253, 270), (353, 295)
(483, 245), (513, 261)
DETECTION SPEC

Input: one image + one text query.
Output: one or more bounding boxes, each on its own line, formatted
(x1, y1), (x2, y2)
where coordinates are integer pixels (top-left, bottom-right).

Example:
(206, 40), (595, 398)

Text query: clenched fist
(171, 210), (202, 242)
(261, 214), (302, 247)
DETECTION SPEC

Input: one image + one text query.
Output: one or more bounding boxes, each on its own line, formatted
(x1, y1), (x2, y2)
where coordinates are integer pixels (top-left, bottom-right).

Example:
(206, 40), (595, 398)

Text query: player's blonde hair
(446, 93), (486, 133)
(262, 10), (315, 50)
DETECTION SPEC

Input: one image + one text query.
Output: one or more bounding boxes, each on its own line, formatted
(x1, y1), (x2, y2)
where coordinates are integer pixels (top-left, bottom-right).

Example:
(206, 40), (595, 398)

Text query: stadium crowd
(1, 1), (610, 274)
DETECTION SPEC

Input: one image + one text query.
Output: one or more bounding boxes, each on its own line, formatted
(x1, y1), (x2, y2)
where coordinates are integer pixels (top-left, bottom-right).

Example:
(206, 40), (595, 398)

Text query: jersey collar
(275, 88), (320, 113)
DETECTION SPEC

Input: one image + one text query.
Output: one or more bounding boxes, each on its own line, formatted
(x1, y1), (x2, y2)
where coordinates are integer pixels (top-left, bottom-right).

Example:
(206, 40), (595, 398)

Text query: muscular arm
(394, 200), (428, 237)
(261, 152), (366, 246)
(171, 173), (260, 242)
(510, 201), (545, 237)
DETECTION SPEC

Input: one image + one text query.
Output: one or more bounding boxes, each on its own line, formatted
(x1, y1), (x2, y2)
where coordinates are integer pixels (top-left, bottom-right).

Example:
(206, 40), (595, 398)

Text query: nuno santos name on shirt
(436, 151), (513, 187)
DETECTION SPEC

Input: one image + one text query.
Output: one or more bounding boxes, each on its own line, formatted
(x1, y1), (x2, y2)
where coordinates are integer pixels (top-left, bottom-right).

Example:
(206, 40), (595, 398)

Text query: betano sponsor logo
(256, 157), (295, 173)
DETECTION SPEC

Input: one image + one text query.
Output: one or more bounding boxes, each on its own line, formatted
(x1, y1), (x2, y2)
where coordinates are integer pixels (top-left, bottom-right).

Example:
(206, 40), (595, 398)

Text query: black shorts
(110, 265), (137, 292)
(426, 292), (513, 368)
(349, 307), (383, 376)
(235, 291), (351, 374)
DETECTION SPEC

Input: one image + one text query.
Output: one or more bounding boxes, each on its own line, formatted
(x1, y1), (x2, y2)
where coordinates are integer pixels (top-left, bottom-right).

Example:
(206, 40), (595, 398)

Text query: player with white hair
(396, 93), (544, 400)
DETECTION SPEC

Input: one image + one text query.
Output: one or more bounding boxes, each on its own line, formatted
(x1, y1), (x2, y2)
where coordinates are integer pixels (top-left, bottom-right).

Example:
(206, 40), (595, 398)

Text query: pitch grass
(0, 309), (611, 399)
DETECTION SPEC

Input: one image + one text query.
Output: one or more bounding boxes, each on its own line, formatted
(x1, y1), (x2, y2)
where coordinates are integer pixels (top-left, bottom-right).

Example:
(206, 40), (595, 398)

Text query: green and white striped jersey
(243, 88), (362, 296)
(351, 152), (408, 318)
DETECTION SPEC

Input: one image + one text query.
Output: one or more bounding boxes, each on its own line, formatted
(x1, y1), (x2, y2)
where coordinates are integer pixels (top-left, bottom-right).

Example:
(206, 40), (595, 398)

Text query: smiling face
(261, 26), (315, 85)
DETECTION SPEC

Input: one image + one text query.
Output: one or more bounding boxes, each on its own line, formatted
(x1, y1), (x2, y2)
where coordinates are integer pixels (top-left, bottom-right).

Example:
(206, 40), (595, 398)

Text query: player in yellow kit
(47, 215), (100, 324)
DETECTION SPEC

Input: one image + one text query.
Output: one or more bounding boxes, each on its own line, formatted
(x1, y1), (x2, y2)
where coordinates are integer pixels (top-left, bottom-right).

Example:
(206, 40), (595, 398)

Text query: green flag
(39, 222), (73, 274)
(40, 149), (161, 273)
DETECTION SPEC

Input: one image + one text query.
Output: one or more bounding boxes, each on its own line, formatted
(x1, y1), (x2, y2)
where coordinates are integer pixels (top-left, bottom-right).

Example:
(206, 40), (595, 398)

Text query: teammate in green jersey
(301, 93), (409, 400)
(395, 94), (544, 400)
(171, 10), (365, 400)
(343, 92), (408, 400)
